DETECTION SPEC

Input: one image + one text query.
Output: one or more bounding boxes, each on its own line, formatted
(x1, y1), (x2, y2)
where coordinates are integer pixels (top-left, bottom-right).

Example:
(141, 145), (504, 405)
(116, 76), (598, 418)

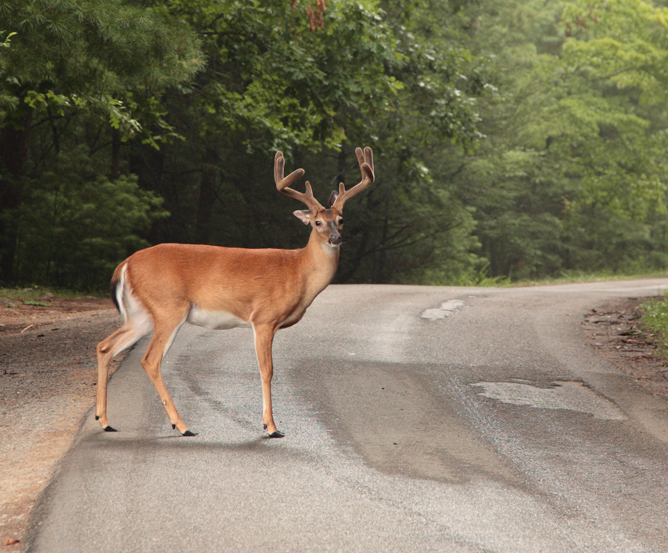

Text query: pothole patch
(471, 381), (627, 420)
(421, 300), (465, 321)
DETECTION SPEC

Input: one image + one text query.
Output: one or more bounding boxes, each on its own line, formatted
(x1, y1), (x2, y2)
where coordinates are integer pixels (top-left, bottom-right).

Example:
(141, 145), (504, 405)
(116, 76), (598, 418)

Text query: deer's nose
(329, 234), (342, 245)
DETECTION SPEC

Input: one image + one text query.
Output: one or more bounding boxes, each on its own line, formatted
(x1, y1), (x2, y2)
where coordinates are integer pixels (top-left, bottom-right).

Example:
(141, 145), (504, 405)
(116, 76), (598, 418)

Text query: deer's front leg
(253, 324), (284, 438)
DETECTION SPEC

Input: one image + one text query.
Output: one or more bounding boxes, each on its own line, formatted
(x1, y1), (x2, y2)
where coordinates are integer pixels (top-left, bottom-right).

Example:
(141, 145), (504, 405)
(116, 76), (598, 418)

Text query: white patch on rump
(112, 265), (155, 357)
(187, 305), (250, 330)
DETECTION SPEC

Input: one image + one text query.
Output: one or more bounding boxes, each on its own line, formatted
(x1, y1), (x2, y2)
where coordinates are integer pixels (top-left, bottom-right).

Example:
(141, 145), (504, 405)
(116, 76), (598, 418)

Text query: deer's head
(274, 147), (375, 248)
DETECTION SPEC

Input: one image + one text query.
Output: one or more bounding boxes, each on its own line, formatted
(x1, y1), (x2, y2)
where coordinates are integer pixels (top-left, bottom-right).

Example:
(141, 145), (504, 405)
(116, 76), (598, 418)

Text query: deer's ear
(328, 190), (339, 207)
(293, 210), (311, 225)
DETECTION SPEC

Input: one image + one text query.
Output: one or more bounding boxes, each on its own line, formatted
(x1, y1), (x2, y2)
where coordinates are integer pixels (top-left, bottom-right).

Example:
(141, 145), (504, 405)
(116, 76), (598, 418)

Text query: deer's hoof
(103, 426), (117, 432)
(181, 430), (198, 437)
(95, 415), (99, 420)
(268, 430), (285, 438)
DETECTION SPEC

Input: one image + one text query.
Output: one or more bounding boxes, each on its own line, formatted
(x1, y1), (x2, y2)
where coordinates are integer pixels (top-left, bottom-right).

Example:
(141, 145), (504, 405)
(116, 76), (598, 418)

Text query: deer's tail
(109, 261), (129, 323)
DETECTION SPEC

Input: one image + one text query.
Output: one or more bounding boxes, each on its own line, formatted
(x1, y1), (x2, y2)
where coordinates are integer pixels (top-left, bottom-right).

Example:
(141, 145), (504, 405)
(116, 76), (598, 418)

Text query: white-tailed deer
(96, 147), (374, 437)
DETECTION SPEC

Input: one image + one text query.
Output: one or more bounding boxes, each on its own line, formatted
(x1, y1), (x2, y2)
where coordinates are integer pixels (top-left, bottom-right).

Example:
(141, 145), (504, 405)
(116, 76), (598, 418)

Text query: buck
(95, 147), (374, 438)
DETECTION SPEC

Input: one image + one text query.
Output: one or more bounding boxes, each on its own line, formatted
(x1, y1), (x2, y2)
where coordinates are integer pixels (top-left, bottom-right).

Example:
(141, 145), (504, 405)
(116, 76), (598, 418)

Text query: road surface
(26, 280), (668, 552)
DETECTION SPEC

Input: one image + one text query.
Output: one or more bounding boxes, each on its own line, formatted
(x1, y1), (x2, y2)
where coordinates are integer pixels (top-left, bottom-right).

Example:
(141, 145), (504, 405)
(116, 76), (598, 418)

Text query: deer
(95, 147), (374, 438)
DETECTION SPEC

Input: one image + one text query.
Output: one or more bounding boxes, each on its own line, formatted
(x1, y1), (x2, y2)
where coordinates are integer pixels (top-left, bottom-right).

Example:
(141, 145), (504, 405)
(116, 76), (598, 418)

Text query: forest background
(1, 0), (668, 291)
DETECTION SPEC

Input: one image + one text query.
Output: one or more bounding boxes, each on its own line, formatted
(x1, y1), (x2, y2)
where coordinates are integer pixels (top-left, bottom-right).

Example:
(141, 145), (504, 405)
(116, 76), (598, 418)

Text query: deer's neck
(299, 229), (339, 299)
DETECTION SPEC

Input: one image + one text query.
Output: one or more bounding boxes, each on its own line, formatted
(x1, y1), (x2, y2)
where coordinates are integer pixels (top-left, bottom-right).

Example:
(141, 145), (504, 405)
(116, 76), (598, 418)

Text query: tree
(439, 0), (668, 280)
(0, 0), (202, 283)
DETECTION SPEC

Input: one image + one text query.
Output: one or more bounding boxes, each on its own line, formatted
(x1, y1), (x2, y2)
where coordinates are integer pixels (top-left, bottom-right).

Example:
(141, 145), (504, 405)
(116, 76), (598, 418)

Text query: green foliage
(641, 293), (668, 353)
(0, 0), (202, 91)
(0, 0), (203, 142)
(23, 299), (48, 306)
(15, 147), (167, 290)
(0, 31), (17, 117)
(0, 0), (202, 287)
(435, 0), (668, 281)
(561, 0), (668, 104)
(4, 0), (668, 290)
(0, 31), (16, 48)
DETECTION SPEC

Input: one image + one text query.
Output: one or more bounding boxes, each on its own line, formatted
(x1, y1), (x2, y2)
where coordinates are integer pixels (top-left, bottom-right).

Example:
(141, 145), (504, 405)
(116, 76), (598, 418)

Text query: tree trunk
(194, 148), (218, 244)
(0, 108), (33, 282)
(129, 134), (166, 244)
(335, 147), (347, 191)
(375, 201), (390, 282)
(110, 128), (121, 181)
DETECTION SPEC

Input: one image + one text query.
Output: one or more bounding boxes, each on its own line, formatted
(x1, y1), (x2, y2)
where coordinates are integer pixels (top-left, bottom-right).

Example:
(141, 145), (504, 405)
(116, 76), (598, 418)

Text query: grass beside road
(0, 286), (102, 306)
(641, 293), (668, 355)
(512, 270), (668, 287)
(435, 268), (668, 288)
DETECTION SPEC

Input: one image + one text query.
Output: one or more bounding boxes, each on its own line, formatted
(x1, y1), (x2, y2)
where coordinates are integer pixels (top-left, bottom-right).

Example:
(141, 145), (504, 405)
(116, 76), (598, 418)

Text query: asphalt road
(26, 280), (668, 552)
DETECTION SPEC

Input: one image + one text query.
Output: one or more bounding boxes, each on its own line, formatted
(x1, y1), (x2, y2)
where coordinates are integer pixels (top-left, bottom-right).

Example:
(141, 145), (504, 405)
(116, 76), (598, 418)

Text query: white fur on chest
(187, 305), (250, 330)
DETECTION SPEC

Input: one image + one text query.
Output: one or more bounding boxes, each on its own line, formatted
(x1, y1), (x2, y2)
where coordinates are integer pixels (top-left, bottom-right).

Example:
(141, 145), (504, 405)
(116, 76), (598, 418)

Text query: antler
(332, 147), (375, 212)
(274, 151), (324, 212)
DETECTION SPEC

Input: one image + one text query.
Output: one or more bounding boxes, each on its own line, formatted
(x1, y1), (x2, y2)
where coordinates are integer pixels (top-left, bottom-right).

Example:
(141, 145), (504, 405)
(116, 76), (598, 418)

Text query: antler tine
(332, 146), (375, 211)
(274, 151), (305, 190)
(274, 151), (323, 212)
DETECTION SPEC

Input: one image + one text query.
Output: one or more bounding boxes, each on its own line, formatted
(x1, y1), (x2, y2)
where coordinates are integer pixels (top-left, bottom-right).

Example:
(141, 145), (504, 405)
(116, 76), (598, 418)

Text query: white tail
(96, 147), (375, 437)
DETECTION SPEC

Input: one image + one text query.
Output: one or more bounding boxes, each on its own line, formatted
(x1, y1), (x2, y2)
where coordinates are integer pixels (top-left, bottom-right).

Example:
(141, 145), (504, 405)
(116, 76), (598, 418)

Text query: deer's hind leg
(139, 306), (195, 436)
(96, 320), (152, 431)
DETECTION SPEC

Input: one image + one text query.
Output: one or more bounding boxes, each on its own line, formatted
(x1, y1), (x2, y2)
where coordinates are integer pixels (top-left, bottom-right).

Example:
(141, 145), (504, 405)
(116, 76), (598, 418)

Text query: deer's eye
(338, 218), (344, 224)
(315, 220), (322, 226)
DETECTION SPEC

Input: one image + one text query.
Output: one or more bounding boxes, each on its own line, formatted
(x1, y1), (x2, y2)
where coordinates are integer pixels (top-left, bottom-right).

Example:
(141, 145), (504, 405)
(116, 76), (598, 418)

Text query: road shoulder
(0, 298), (120, 552)
(582, 297), (668, 400)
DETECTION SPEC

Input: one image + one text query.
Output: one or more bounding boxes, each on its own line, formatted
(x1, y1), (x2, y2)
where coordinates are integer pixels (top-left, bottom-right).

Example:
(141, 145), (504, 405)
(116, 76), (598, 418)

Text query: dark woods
(2, 0), (668, 290)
